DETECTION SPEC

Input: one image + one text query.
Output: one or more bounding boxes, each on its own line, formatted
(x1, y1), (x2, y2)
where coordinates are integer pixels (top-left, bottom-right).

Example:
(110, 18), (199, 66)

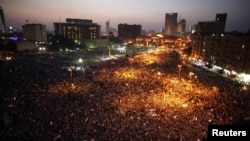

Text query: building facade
(54, 18), (101, 40)
(196, 21), (218, 34)
(164, 13), (178, 36)
(177, 19), (186, 37)
(16, 42), (38, 52)
(196, 13), (227, 34)
(118, 23), (142, 42)
(191, 33), (250, 74)
(17, 24), (47, 52)
(106, 20), (110, 35)
(22, 24), (47, 42)
(215, 13), (227, 33)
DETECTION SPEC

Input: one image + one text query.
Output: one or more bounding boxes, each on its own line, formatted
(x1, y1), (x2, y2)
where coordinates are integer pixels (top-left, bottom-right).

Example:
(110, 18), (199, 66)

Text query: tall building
(17, 24), (47, 52)
(54, 18), (100, 40)
(216, 13), (227, 33)
(196, 13), (227, 35)
(196, 21), (218, 34)
(22, 24), (47, 42)
(106, 20), (110, 35)
(177, 19), (186, 36)
(164, 13), (178, 36)
(118, 23), (142, 40)
(180, 19), (186, 32)
(191, 33), (250, 81)
(0, 6), (6, 32)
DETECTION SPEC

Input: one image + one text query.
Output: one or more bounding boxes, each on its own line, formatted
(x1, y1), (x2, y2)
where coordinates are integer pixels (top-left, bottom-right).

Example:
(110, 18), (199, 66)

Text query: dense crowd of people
(0, 49), (249, 141)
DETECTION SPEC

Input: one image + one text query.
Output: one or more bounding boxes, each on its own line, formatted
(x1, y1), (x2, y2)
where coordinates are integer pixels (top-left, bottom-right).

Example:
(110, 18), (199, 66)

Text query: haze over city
(1, 0), (250, 32)
(1, 0), (250, 140)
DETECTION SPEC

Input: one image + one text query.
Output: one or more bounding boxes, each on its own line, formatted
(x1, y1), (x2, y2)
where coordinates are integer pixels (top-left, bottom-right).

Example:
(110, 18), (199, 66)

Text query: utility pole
(178, 64), (182, 81)
(107, 19), (111, 57)
(108, 39), (111, 57)
(68, 68), (73, 84)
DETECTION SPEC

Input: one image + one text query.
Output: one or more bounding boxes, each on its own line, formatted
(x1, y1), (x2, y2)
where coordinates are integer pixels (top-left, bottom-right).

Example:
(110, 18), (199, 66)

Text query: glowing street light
(78, 58), (83, 63)
(68, 68), (73, 84)
(178, 64), (182, 81)
(126, 83), (131, 97)
(189, 72), (194, 82)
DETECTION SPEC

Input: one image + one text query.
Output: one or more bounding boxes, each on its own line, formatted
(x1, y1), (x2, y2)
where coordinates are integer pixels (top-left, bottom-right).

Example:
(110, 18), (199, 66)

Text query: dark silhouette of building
(66, 18), (92, 24)
(196, 21), (218, 34)
(164, 13), (178, 36)
(215, 13), (227, 33)
(191, 33), (250, 74)
(118, 23), (141, 41)
(196, 13), (227, 34)
(106, 20), (110, 35)
(0, 6), (6, 32)
(54, 18), (100, 40)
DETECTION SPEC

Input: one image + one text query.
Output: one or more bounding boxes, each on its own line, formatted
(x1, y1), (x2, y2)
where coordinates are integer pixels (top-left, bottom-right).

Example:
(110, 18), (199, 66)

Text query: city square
(1, 1), (250, 140)
(1, 48), (249, 140)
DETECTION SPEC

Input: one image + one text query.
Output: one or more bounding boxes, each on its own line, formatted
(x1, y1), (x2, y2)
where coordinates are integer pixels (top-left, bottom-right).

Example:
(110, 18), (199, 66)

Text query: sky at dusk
(1, 0), (250, 32)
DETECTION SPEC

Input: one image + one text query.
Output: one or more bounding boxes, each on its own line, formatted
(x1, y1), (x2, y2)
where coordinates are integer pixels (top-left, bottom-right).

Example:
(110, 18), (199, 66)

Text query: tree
(49, 34), (75, 51)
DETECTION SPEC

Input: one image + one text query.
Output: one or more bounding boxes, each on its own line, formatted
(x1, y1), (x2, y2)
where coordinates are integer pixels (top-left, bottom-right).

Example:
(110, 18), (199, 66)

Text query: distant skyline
(1, 0), (250, 32)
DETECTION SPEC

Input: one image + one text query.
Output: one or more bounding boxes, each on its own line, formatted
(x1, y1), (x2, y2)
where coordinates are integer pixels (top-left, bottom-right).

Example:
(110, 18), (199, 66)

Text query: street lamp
(78, 58), (83, 63)
(189, 72), (194, 82)
(178, 64), (182, 81)
(126, 82), (131, 97)
(68, 68), (73, 84)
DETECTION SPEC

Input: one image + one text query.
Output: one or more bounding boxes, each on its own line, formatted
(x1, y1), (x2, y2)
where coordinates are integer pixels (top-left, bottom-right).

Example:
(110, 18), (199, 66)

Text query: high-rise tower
(0, 6), (6, 31)
(196, 13), (227, 34)
(164, 13), (178, 36)
(215, 13), (227, 33)
(177, 19), (186, 36)
(106, 19), (110, 35)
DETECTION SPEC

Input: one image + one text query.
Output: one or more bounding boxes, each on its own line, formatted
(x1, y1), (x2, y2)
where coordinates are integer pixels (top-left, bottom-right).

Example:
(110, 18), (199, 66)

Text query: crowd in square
(0, 50), (249, 141)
